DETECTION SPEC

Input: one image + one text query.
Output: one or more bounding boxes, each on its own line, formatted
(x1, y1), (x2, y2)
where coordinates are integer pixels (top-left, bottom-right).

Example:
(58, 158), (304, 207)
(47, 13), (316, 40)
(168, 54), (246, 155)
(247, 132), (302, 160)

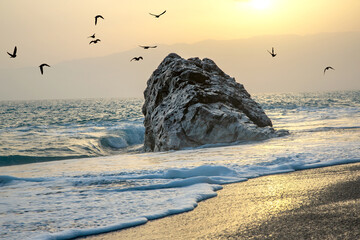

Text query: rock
(142, 53), (287, 152)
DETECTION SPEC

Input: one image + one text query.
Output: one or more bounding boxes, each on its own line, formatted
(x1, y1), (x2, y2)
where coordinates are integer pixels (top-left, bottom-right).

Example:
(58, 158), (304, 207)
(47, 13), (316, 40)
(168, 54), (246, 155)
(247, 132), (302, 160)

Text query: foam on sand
(29, 165), (241, 240)
(36, 218), (148, 240)
(26, 158), (360, 240)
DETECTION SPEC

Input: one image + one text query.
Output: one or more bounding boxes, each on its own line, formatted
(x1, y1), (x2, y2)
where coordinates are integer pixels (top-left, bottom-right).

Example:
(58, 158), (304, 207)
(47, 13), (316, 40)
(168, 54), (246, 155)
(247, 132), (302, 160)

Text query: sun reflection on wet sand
(88, 163), (360, 240)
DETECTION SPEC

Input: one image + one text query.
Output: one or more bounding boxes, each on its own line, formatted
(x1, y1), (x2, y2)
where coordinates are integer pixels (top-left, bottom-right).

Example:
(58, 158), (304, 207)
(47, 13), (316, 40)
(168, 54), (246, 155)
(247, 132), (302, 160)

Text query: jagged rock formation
(142, 53), (286, 152)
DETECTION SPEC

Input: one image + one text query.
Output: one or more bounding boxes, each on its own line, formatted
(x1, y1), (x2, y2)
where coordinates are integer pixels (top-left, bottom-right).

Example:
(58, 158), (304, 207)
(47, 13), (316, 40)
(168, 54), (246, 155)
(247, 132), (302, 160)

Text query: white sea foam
(36, 218), (148, 240)
(100, 122), (145, 149)
(1, 91), (359, 239)
(3, 156), (360, 240)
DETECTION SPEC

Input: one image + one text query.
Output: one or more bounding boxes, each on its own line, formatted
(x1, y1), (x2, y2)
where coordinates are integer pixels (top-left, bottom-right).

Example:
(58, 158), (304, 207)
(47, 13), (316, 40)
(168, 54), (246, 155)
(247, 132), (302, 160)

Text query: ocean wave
(125, 165), (239, 180)
(255, 91), (360, 110)
(0, 155), (92, 167)
(305, 126), (360, 133)
(0, 175), (46, 186)
(2, 92), (360, 240)
(31, 166), (241, 240)
(99, 176), (243, 193)
(70, 165), (242, 189)
(29, 158), (360, 240)
(0, 98), (145, 166)
(71, 178), (128, 187)
(97, 165), (245, 193)
(0, 123), (145, 166)
(99, 124), (145, 149)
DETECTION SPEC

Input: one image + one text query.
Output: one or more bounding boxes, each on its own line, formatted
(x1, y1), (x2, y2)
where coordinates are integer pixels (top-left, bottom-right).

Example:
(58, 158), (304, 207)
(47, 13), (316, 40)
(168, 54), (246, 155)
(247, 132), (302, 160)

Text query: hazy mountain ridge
(1, 32), (359, 100)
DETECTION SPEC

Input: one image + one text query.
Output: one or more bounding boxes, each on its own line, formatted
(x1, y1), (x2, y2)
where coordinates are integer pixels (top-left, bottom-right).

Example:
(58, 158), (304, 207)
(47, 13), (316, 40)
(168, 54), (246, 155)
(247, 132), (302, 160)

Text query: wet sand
(82, 162), (360, 240)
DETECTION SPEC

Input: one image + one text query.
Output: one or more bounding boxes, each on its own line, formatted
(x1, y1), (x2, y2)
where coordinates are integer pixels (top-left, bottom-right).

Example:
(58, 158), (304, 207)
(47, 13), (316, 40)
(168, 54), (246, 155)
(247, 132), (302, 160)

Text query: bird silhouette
(89, 39), (101, 44)
(131, 56), (143, 61)
(324, 66), (335, 74)
(7, 46), (17, 58)
(88, 33), (96, 38)
(95, 15), (104, 25)
(267, 47), (277, 57)
(39, 63), (50, 75)
(139, 45), (157, 49)
(149, 10), (166, 18)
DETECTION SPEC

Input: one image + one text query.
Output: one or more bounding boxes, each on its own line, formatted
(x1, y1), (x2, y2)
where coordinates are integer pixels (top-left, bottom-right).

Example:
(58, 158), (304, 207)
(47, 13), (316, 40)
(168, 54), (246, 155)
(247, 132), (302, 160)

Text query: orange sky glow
(1, 0), (360, 65)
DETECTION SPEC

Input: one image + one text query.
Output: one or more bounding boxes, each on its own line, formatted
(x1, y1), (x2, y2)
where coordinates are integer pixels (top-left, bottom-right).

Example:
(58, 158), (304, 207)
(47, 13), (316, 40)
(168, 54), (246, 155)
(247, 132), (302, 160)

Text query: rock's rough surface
(142, 53), (283, 152)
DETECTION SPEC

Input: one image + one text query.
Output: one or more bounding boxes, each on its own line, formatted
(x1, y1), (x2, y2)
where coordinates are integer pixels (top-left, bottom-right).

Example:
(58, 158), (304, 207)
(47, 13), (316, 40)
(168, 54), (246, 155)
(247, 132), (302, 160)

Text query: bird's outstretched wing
(324, 66), (335, 74)
(39, 64), (50, 75)
(149, 10), (166, 17)
(139, 45), (157, 49)
(267, 48), (276, 57)
(7, 46), (17, 57)
(131, 56), (143, 61)
(95, 15), (104, 25)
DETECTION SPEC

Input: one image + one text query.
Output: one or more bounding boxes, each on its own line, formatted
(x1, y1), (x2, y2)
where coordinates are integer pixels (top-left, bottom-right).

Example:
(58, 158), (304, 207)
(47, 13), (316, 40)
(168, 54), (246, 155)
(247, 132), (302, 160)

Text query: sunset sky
(2, 0), (360, 65)
(1, 0), (360, 99)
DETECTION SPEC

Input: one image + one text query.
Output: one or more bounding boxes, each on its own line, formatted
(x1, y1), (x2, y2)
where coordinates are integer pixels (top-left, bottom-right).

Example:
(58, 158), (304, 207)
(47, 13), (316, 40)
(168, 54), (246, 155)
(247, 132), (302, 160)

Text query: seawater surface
(0, 91), (359, 239)
(0, 98), (144, 166)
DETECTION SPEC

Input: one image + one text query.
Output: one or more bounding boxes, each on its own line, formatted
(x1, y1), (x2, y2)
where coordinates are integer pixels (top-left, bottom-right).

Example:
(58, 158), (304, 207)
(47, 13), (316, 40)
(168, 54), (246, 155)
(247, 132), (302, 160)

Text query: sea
(1, 90), (359, 240)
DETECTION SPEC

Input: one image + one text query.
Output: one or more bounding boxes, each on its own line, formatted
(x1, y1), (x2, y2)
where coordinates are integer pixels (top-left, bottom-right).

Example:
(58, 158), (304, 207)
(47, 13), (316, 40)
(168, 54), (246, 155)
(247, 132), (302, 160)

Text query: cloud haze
(1, 32), (359, 100)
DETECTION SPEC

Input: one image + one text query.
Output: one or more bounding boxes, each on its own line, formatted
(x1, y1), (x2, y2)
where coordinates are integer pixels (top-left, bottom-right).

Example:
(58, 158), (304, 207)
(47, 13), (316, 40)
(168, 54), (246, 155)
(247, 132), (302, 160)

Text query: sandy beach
(82, 162), (360, 240)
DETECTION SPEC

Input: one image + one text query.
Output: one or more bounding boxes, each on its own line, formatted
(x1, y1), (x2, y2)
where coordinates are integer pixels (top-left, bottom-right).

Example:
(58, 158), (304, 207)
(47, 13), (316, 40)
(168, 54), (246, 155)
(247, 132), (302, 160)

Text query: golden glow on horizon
(250, 0), (271, 10)
(235, 0), (273, 11)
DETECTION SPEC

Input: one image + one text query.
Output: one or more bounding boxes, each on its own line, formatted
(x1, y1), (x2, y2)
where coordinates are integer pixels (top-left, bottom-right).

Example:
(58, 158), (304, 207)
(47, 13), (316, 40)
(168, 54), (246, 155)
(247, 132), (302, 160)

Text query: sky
(1, 0), (360, 100)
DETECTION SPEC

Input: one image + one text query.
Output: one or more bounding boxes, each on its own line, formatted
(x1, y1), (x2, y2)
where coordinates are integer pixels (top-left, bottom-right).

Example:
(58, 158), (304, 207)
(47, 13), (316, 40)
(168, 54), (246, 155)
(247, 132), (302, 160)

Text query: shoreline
(81, 162), (360, 240)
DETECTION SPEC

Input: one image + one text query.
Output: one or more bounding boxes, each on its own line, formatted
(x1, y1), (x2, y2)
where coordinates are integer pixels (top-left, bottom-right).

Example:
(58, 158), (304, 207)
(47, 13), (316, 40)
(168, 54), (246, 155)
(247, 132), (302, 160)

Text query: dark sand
(82, 162), (360, 240)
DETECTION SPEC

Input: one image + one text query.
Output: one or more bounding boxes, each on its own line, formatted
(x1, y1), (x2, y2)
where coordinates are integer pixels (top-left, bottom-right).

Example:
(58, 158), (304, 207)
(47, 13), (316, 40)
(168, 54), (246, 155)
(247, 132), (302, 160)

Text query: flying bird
(149, 10), (166, 18)
(139, 45), (157, 49)
(88, 33), (96, 38)
(267, 47), (277, 57)
(131, 56), (143, 61)
(39, 63), (50, 75)
(7, 46), (17, 58)
(89, 39), (101, 44)
(95, 15), (104, 25)
(324, 66), (335, 74)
